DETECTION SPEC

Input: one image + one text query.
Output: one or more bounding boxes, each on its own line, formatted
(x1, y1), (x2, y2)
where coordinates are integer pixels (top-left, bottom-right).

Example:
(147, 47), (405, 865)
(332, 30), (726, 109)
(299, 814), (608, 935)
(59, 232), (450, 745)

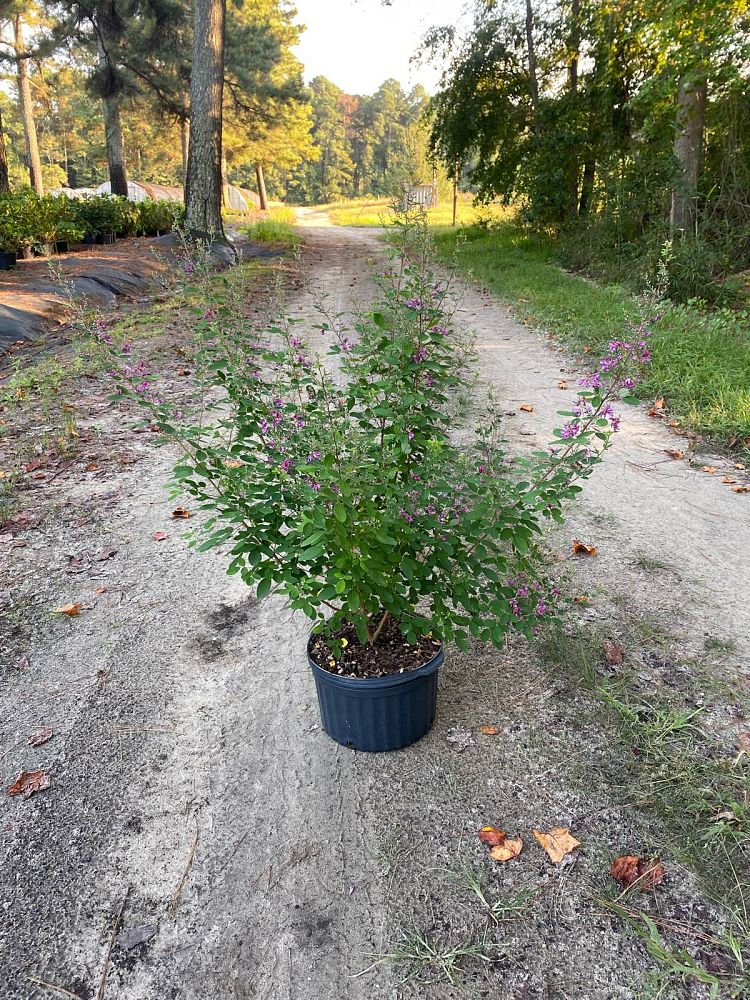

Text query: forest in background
(428, 0), (750, 303)
(0, 0), (433, 205)
(0, 0), (749, 303)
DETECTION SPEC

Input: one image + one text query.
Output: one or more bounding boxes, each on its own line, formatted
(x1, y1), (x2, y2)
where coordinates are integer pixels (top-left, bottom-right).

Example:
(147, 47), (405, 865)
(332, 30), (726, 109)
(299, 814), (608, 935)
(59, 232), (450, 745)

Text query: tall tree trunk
(185, 0), (226, 237)
(566, 0), (581, 219)
(221, 148), (229, 207)
(578, 157), (595, 216)
(670, 76), (707, 235)
(180, 87), (190, 185)
(0, 105), (10, 194)
(525, 0), (540, 132)
(96, 37), (128, 196)
(14, 14), (44, 194)
(255, 163), (267, 210)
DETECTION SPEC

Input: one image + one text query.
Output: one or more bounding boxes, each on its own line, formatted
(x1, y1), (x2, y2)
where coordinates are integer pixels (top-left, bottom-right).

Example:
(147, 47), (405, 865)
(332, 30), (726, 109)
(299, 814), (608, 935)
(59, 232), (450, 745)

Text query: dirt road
(1, 222), (747, 1000)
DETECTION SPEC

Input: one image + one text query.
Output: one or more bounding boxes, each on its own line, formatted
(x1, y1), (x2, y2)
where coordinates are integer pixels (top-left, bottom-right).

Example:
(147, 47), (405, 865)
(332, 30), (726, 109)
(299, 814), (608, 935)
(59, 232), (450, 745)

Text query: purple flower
(305, 477), (321, 491)
(307, 450), (321, 462)
(412, 345), (429, 363)
(578, 372), (602, 389)
(407, 430), (414, 441)
(341, 337), (352, 353)
(404, 297), (423, 310)
(426, 504), (436, 516)
(609, 415), (621, 432)
(560, 422), (580, 439)
(510, 598), (523, 619)
(399, 507), (414, 523)
(600, 357), (619, 372)
(203, 308), (216, 321)
(621, 377), (638, 389)
(290, 336), (303, 348)
(182, 261), (195, 274)
(121, 341), (132, 355)
(260, 418), (269, 435)
(279, 458), (292, 473)
(535, 601), (547, 616)
(517, 586), (529, 598)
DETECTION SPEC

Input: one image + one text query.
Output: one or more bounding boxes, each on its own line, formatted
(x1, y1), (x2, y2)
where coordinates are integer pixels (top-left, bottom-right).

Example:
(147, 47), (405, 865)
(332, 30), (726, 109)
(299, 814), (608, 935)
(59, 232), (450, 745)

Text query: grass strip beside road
(432, 222), (750, 450)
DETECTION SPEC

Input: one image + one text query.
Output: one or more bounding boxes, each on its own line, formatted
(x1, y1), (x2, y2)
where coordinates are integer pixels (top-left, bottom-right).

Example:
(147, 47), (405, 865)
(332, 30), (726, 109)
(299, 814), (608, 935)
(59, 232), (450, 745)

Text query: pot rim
(307, 633), (444, 690)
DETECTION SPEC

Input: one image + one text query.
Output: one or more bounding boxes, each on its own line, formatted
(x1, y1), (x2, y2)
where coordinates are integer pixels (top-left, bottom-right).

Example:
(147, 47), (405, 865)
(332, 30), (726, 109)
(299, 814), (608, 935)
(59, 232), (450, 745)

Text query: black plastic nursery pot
(54, 240), (69, 254)
(0, 251), (17, 270)
(307, 636), (444, 752)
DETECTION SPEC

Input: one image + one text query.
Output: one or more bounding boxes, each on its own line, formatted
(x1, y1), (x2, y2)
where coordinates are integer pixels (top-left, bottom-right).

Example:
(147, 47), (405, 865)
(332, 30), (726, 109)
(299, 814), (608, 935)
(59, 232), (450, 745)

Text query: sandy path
(1, 223), (747, 1000)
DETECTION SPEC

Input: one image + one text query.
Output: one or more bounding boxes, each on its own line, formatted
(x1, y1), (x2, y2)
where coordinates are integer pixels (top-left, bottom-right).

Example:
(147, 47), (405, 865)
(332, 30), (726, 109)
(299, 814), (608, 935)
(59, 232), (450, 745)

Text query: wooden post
(255, 163), (268, 211)
(452, 162), (459, 226)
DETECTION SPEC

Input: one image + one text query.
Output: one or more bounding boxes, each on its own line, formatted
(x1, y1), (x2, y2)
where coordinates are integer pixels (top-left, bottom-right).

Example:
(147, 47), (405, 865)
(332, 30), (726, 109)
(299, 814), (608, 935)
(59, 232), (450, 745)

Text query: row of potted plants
(0, 191), (182, 269)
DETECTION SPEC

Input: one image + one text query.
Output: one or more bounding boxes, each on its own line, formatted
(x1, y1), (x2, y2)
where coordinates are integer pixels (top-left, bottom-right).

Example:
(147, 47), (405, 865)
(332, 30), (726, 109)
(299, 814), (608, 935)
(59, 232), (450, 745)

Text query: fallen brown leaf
(653, 397), (665, 410)
(93, 547), (117, 561)
(171, 507), (191, 519)
(489, 836), (523, 862)
(664, 449), (684, 460)
(557, 380), (569, 389)
(533, 827), (580, 863)
(722, 476), (738, 485)
(610, 855), (665, 891)
(28, 726), (53, 747)
(735, 463), (746, 470)
(519, 404), (534, 413)
(153, 531), (169, 541)
(94, 586), (108, 594)
(603, 640), (625, 666)
(8, 770), (50, 798)
(53, 603), (83, 616)
(23, 458), (44, 473)
(732, 485), (750, 494)
(478, 826), (506, 847)
(573, 595), (591, 604)
(701, 466), (718, 474)
(572, 540), (597, 556)
(479, 724), (499, 736)
(86, 462), (99, 472)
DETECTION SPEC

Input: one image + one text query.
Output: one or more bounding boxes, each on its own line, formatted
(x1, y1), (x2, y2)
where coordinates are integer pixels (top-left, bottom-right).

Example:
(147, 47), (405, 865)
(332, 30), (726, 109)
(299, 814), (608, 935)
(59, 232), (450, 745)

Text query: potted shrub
(72, 195), (122, 244)
(0, 205), (18, 269)
(31, 194), (71, 256)
(137, 198), (178, 236)
(117, 214), (651, 752)
(54, 218), (85, 253)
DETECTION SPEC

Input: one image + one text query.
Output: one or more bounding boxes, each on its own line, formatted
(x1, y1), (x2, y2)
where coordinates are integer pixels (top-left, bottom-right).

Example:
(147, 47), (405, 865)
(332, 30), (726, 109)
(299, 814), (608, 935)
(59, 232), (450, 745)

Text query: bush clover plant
(116, 211), (651, 662)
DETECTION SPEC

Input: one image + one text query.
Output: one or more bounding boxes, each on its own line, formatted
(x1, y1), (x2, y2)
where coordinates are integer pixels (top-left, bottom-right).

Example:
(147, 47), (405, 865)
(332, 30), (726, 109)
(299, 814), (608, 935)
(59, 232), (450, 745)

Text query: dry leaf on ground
(153, 531), (169, 541)
(610, 855), (665, 890)
(573, 595), (592, 604)
(478, 826), (507, 846)
(664, 449), (684, 460)
(93, 547), (117, 561)
(653, 398), (665, 409)
(701, 466), (717, 474)
(603, 640), (625, 666)
(490, 837), (523, 862)
(171, 507), (191, 519)
(28, 726), (53, 747)
(722, 476), (737, 485)
(53, 603), (83, 616)
(572, 540), (597, 556)
(735, 463), (746, 470)
(732, 485), (750, 494)
(8, 770), (50, 798)
(533, 827), (580, 863)
(519, 404), (535, 413)
(479, 724), (500, 736)
(557, 380), (569, 389)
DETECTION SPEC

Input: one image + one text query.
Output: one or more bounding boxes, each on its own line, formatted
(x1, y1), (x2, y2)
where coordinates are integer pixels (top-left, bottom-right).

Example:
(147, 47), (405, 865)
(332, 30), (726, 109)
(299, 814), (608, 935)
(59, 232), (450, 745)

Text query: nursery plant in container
(118, 212), (650, 752)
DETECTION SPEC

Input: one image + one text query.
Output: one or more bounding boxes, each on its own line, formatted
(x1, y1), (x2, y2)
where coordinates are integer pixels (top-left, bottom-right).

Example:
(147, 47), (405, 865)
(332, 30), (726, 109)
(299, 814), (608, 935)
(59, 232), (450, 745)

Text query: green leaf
(256, 576), (273, 599)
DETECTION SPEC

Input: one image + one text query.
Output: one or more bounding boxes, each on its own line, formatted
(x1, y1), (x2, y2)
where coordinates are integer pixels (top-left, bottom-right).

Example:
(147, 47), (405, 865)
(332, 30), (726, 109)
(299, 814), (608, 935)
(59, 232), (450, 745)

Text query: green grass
(323, 194), (491, 228)
(240, 218), (301, 248)
(433, 221), (750, 448)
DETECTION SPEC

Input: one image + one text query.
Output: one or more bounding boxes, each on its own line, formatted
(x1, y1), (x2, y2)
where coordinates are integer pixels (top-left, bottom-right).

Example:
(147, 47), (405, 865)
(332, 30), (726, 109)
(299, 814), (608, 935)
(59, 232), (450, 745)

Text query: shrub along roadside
(433, 222), (750, 450)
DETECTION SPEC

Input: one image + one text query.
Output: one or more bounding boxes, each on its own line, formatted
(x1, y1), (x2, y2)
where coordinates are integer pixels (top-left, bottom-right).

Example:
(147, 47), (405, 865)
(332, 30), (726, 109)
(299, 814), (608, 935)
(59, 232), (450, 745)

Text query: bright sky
(291, 0), (466, 96)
